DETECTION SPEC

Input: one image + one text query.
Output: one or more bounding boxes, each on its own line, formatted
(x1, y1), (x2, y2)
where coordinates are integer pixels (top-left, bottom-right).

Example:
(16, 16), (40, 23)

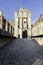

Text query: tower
(14, 8), (31, 38)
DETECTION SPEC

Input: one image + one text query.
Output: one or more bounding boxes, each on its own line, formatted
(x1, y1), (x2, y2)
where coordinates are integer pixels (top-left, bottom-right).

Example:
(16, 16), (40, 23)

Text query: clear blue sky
(0, 0), (43, 24)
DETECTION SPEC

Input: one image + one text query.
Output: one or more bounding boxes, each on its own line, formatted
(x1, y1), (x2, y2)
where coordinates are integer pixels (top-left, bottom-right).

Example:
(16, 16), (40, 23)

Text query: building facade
(0, 8), (43, 45)
(14, 8), (31, 38)
(32, 14), (43, 45)
(32, 15), (43, 36)
(0, 11), (14, 36)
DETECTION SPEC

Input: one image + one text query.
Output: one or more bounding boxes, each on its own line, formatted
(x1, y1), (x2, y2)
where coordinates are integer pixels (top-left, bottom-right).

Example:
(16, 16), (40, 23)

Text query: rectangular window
(7, 23), (10, 32)
(18, 18), (20, 28)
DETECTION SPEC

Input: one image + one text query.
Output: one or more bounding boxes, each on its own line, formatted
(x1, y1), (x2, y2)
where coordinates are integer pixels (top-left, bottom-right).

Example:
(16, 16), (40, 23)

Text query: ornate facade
(14, 8), (31, 38)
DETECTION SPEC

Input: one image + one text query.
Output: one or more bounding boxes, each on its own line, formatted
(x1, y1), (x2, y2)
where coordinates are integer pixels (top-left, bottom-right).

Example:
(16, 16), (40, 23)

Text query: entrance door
(22, 30), (27, 38)
(18, 34), (20, 38)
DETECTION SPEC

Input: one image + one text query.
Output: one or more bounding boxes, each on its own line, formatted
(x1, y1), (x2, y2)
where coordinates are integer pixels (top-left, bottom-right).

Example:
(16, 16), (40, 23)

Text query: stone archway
(22, 30), (27, 38)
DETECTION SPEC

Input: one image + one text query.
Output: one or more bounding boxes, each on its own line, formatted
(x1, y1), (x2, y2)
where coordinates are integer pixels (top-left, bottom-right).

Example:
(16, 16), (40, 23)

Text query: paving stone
(0, 38), (42, 65)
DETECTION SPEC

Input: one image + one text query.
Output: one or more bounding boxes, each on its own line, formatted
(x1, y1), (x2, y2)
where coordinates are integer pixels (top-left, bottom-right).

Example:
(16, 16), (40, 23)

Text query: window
(7, 23), (10, 32)
(2, 22), (5, 30)
(18, 18), (20, 28)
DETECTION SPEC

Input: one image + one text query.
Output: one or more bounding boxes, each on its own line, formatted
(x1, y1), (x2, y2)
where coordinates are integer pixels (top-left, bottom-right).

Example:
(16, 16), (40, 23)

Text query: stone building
(32, 15), (43, 36)
(0, 11), (4, 30)
(0, 11), (14, 36)
(14, 8), (31, 38)
(32, 14), (43, 45)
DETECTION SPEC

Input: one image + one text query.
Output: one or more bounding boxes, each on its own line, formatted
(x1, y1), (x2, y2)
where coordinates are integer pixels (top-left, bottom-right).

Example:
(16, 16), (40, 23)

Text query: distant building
(14, 8), (31, 38)
(0, 8), (43, 45)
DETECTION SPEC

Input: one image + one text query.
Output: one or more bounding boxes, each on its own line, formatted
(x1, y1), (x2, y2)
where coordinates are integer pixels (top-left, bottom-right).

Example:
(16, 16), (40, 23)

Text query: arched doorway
(22, 30), (27, 38)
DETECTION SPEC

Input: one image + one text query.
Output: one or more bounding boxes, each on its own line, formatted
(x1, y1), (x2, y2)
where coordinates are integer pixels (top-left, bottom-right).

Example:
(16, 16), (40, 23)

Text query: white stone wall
(32, 21), (43, 36)
(14, 21), (18, 38)
(32, 15), (43, 45)
(20, 18), (22, 29)
(0, 16), (3, 29)
(14, 8), (31, 38)
(32, 15), (43, 36)
(0, 21), (2, 29)
(18, 29), (22, 38)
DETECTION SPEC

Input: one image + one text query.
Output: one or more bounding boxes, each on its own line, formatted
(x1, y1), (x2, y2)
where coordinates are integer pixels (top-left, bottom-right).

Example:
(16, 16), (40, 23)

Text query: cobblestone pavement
(0, 38), (41, 65)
